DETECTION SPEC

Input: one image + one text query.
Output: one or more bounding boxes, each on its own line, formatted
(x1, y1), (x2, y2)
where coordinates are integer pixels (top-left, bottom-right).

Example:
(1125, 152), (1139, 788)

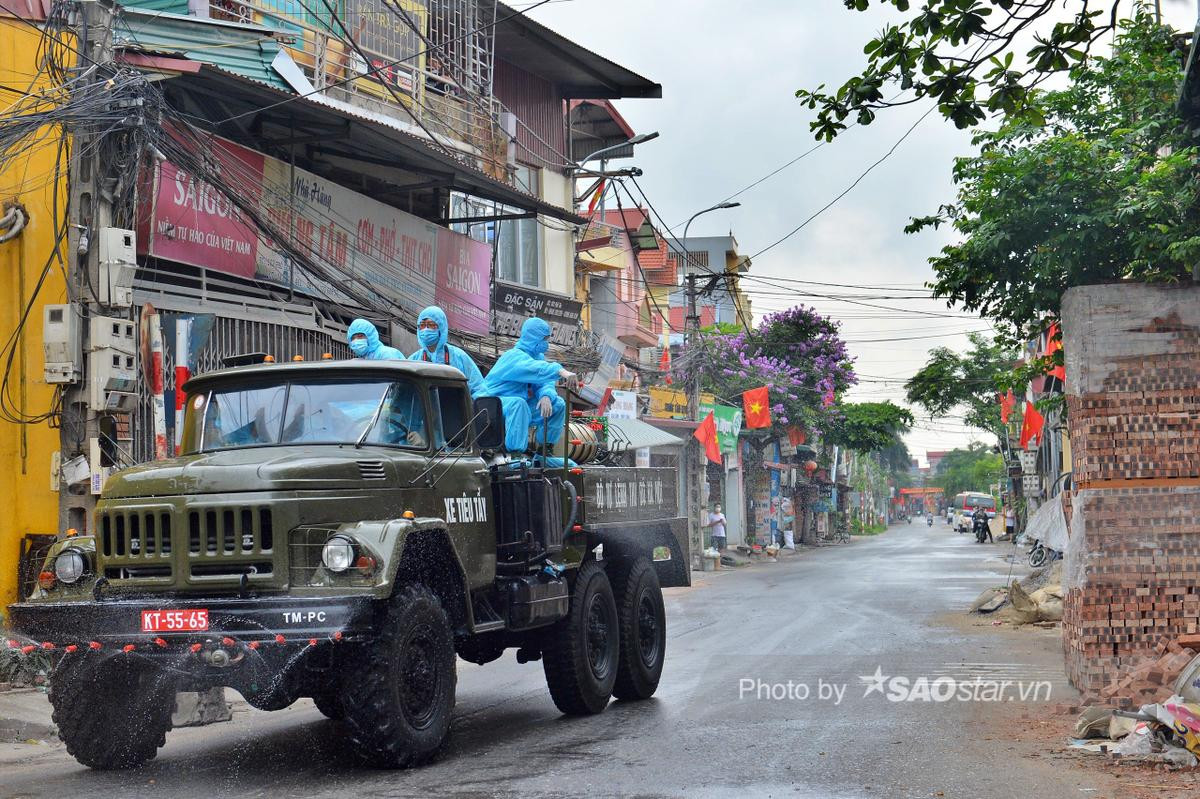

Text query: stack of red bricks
(1060, 290), (1200, 698)
(1095, 637), (1200, 707)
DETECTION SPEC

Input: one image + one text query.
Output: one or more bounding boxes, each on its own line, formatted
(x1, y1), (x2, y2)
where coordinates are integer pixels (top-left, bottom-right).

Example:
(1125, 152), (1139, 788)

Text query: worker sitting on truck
(347, 319), (403, 360)
(477, 317), (575, 452)
(408, 306), (484, 396)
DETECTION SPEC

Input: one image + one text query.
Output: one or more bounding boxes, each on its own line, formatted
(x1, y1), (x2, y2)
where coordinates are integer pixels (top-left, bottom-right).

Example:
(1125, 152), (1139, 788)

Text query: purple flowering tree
(675, 305), (856, 434)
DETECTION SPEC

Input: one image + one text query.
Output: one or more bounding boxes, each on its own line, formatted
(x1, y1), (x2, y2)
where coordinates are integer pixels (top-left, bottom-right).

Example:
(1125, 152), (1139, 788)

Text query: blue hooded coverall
(477, 317), (566, 452)
(347, 319), (403, 360)
(408, 306), (484, 396)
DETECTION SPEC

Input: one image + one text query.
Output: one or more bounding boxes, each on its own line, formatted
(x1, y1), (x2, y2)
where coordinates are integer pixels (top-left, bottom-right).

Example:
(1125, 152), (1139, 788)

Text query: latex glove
(537, 395), (553, 419)
(558, 368), (576, 382)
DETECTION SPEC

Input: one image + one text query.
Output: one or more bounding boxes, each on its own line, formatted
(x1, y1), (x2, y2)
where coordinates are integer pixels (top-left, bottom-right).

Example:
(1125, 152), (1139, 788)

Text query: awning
(494, 4), (661, 100)
(607, 418), (683, 450)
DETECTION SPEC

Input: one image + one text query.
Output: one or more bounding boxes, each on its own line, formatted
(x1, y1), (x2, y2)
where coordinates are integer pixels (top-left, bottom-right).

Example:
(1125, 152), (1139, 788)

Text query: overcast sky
(531, 0), (1197, 464)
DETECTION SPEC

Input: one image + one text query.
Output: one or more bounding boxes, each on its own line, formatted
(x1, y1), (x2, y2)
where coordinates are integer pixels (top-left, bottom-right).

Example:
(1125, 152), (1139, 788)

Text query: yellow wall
(0, 19), (70, 607)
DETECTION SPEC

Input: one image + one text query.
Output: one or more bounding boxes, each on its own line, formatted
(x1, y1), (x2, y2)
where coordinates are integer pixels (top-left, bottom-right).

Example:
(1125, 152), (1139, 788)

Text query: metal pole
(685, 272), (701, 567)
(60, 0), (116, 533)
(678, 203), (739, 569)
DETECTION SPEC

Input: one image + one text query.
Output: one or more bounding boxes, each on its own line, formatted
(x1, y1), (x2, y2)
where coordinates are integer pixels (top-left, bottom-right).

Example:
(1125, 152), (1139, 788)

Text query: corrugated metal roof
(114, 7), (289, 91)
(608, 417), (683, 451)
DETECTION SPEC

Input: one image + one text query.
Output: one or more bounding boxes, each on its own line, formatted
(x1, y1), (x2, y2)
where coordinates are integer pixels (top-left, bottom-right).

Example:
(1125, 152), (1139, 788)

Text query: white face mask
(714, 507), (722, 514)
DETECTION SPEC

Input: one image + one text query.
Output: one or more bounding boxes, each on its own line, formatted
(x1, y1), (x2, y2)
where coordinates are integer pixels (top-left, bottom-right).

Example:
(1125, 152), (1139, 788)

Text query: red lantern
(803, 460), (818, 474)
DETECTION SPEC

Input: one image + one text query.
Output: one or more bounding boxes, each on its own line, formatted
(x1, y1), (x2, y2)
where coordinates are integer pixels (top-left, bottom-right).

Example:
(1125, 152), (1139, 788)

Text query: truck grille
(187, 507), (274, 555)
(100, 510), (174, 558)
(98, 505), (277, 582)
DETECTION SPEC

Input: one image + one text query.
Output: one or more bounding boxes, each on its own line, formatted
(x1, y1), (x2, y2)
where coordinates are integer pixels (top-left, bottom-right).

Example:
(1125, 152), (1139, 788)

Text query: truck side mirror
(473, 397), (505, 450)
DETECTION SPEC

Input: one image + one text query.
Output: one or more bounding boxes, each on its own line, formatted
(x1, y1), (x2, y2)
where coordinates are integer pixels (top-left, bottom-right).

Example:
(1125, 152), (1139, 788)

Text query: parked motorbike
(927, 514), (933, 527)
(1027, 540), (1062, 568)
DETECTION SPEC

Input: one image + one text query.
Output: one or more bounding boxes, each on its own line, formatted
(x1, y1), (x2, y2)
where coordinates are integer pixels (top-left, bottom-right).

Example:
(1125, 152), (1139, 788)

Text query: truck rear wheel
(340, 584), (456, 768)
(610, 557), (666, 701)
(49, 653), (175, 770)
(542, 560), (619, 715)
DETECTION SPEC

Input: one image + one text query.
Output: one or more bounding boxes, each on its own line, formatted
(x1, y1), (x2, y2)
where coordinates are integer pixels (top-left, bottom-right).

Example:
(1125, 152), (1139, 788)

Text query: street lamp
(576, 131), (660, 168)
(682, 201), (741, 254)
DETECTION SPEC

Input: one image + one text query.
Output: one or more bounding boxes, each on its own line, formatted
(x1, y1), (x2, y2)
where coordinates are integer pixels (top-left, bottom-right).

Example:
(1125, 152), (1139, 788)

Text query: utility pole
(684, 272), (702, 567)
(60, 0), (118, 533)
(677, 202), (740, 569)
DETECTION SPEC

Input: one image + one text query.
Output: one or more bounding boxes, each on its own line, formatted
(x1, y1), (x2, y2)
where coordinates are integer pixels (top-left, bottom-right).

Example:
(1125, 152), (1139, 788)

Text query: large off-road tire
(542, 560), (619, 715)
(49, 653), (175, 770)
(311, 690), (345, 720)
(609, 557), (666, 701)
(340, 584), (457, 768)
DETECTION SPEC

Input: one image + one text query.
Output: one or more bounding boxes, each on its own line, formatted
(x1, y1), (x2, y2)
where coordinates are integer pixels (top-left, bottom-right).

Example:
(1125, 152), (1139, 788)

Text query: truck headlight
(321, 535), (356, 573)
(54, 549), (87, 584)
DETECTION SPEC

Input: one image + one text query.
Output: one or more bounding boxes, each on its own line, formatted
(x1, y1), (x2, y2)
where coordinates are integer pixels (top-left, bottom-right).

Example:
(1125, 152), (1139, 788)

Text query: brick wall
(1061, 283), (1200, 695)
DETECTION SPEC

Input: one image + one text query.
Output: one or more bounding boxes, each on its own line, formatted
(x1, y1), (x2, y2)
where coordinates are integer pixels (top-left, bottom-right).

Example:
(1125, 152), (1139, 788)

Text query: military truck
(8, 359), (688, 770)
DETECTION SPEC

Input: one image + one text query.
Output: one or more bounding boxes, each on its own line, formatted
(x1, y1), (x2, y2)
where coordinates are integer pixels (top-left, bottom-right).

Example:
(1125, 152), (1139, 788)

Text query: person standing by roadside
(702, 503), (728, 551)
(1005, 505), (1016, 539)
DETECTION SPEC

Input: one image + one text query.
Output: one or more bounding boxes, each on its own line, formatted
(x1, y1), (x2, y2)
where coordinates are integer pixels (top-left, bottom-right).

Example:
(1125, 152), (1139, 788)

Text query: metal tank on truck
(7, 357), (688, 770)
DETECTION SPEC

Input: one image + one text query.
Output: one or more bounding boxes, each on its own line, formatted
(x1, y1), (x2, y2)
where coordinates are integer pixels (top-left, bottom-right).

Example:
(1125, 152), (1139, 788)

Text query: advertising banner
(698, 401), (743, 453)
(491, 281), (583, 347)
(139, 131), (492, 334)
(608, 389), (638, 420)
(648, 387), (714, 420)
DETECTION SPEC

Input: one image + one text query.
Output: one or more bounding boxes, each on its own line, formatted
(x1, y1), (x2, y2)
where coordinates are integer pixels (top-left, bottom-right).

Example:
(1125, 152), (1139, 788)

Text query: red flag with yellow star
(694, 411), (722, 464)
(742, 386), (771, 429)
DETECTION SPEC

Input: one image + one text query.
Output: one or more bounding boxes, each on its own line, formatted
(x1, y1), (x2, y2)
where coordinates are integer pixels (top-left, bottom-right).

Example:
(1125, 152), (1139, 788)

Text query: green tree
(796, 1), (1150, 140)
(934, 443), (1005, 499)
(904, 332), (1017, 436)
(905, 14), (1200, 342)
(825, 401), (914, 454)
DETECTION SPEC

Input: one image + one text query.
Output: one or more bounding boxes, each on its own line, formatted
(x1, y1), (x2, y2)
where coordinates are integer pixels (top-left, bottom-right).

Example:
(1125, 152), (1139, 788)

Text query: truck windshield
(187, 379), (427, 452)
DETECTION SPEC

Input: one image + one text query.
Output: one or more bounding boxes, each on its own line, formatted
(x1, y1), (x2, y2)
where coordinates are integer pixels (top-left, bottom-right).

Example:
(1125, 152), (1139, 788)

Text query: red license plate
(141, 609), (209, 633)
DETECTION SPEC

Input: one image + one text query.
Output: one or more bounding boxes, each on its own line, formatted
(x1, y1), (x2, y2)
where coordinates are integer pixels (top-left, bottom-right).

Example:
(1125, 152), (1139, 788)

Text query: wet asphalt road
(2, 523), (1102, 798)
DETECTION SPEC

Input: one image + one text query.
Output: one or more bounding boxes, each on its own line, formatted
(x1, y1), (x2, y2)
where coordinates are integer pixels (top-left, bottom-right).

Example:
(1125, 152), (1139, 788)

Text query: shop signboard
(138, 130), (492, 334)
(648, 387), (715, 420)
(608, 389), (638, 420)
(491, 281), (583, 347)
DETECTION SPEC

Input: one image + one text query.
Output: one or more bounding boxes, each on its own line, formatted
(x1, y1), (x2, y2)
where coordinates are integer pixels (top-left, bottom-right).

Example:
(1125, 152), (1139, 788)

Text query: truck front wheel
(610, 557), (666, 701)
(340, 584), (456, 767)
(49, 653), (175, 770)
(542, 560), (619, 715)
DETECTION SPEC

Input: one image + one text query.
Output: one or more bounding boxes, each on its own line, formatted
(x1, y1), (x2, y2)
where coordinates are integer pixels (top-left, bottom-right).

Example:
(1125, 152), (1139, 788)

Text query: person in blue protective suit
(408, 306), (484, 396)
(477, 317), (576, 452)
(347, 318), (403, 360)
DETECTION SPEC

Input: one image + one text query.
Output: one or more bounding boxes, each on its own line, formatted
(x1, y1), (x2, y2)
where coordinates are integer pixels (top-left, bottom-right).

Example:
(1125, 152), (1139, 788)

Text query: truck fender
(587, 518), (690, 588)
(317, 518), (474, 633)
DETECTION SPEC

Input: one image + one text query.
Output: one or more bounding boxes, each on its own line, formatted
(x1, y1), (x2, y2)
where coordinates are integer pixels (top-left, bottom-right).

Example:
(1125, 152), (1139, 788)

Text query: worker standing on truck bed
(477, 317), (575, 452)
(408, 305), (484, 396)
(347, 318), (403, 360)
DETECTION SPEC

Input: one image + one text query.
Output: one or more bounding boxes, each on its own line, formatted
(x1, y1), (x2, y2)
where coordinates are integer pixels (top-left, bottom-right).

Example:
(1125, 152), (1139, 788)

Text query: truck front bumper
(7, 594), (377, 649)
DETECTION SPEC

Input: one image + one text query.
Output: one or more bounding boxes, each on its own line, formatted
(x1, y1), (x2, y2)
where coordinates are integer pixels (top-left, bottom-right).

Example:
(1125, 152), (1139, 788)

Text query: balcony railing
(209, 0), (505, 177)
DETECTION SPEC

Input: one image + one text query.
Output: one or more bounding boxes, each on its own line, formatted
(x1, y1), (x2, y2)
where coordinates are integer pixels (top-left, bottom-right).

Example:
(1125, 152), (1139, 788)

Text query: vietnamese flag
(743, 386), (771, 429)
(1046, 323), (1065, 380)
(1019, 400), (1045, 449)
(659, 331), (672, 385)
(694, 411), (722, 464)
(1000, 389), (1015, 424)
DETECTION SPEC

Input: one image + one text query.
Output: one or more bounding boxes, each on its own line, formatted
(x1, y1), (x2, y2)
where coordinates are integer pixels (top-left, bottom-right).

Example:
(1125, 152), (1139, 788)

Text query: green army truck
(8, 359), (689, 769)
